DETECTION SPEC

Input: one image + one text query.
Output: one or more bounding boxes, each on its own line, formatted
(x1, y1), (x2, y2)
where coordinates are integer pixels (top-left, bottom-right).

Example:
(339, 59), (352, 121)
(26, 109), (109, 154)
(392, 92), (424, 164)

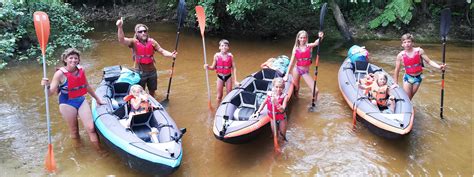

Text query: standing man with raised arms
(116, 18), (177, 98)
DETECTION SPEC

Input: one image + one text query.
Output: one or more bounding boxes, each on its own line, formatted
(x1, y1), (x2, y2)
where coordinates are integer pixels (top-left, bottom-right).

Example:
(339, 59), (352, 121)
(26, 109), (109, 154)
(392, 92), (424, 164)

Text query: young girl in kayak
(284, 30), (324, 101)
(122, 84), (154, 128)
(41, 48), (106, 147)
(393, 33), (446, 100)
(254, 77), (289, 142)
(204, 39), (239, 106)
(370, 73), (395, 112)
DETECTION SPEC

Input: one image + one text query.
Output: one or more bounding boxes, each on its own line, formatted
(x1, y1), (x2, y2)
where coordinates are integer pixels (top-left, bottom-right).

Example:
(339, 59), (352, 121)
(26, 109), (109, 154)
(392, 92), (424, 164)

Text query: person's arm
(419, 48), (446, 71)
(85, 78), (106, 105)
(153, 39), (177, 58)
(116, 17), (134, 47)
(130, 97), (142, 110)
(284, 48), (296, 81)
(393, 53), (403, 87)
(279, 94), (289, 112)
(41, 70), (64, 96)
(307, 31), (324, 48)
(255, 96), (269, 114)
(205, 53), (218, 70)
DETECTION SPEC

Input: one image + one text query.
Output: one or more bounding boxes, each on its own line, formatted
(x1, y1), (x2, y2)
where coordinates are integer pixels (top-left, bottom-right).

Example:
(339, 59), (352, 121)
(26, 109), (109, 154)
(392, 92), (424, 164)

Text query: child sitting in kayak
(370, 73), (395, 112)
(253, 77), (289, 142)
(204, 39), (239, 106)
(358, 73), (375, 95)
(121, 84), (152, 128)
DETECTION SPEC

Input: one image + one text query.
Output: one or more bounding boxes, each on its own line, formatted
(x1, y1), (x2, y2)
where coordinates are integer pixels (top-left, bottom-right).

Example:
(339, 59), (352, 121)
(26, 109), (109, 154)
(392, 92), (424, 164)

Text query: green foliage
(368, 0), (414, 29)
(0, 2), (92, 68)
(188, 1), (323, 38)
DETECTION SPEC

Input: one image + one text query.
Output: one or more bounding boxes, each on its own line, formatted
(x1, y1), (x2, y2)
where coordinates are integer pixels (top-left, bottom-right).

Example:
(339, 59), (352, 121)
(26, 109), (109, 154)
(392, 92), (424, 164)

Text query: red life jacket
(402, 50), (423, 75)
(375, 85), (388, 106)
(133, 38), (155, 64)
(362, 76), (374, 95)
(266, 94), (286, 121)
(59, 67), (88, 99)
(295, 46), (312, 66)
(215, 54), (233, 75)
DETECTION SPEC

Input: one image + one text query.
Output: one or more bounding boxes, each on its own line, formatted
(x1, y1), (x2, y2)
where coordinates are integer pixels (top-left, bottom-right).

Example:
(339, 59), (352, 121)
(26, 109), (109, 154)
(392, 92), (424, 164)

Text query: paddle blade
(45, 144), (56, 172)
(177, 0), (187, 28)
(319, 3), (328, 31)
(160, 99), (169, 108)
(33, 11), (50, 56)
(440, 8), (451, 38)
(195, 5), (206, 36)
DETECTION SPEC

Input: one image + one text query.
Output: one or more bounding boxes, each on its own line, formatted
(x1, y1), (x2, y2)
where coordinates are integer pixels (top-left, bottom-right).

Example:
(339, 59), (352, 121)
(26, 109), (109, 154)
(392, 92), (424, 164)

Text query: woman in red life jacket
(204, 39), (239, 106)
(41, 48), (106, 147)
(254, 77), (289, 142)
(121, 84), (153, 128)
(369, 73), (395, 112)
(284, 30), (324, 101)
(116, 18), (177, 98)
(393, 33), (446, 100)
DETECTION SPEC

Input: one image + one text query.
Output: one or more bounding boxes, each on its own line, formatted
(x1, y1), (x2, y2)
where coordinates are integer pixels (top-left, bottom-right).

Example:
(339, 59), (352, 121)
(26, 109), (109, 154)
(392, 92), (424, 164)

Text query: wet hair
(130, 84), (145, 95)
(61, 48), (81, 66)
(272, 77), (285, 88)
(294, 30), (308, 49)
(401, 33), (414, 42)
(134, 24), (149, 39)
(219, 39), (229, 46)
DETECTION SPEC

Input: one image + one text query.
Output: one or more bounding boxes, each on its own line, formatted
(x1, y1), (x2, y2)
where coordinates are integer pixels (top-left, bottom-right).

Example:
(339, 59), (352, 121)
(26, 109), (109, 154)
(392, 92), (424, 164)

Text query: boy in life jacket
(204, 39), (239, 106)
(253, 77), (290, 142)
(116, 18), (177, 98)
(369, 73), (395, 112)
(121, 85), (152, 128)
(393, 33), (446, 100)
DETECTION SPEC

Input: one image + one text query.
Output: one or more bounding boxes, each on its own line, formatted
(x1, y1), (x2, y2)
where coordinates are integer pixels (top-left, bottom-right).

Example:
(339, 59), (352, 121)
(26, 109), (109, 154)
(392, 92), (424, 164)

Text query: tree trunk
(328, 0), (353, 42)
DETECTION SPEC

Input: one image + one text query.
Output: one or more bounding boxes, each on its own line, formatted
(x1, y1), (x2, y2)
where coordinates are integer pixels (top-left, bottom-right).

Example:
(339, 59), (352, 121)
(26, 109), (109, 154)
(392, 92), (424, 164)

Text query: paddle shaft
(165, 29), (181, 101)
(201, 36), (212, 106)
(440, 38), (446, 119)
(42, 54), (52, 144)
(271, 98), (280, 152)
(311, 39), (321, 107)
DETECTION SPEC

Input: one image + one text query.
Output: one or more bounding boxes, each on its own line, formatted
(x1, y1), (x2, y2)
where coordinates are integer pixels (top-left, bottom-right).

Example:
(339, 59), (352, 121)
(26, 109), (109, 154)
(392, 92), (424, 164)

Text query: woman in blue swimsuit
(41, 48), (106, 147)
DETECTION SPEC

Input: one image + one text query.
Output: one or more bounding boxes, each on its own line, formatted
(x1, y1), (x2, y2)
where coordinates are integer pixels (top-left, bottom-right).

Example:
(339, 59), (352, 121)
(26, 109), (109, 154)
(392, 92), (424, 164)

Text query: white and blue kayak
(92, 66), (186, 175)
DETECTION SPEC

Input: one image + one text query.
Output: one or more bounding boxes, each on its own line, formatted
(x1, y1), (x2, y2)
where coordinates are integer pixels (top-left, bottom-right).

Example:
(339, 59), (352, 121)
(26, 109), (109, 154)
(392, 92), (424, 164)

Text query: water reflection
(0, 22), (471, 176)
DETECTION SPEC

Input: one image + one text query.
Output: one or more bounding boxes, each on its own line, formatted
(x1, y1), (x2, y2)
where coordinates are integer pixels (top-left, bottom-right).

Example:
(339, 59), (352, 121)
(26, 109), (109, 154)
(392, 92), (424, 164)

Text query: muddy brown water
(0, 22), (471, 176)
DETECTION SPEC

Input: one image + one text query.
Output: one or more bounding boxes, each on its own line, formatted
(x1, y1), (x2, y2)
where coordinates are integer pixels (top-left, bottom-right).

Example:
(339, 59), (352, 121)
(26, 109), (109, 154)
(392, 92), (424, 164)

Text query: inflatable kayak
(212, 55), (294, 143)
(91, 66), (186, 175)
(338, 59), (414, 138)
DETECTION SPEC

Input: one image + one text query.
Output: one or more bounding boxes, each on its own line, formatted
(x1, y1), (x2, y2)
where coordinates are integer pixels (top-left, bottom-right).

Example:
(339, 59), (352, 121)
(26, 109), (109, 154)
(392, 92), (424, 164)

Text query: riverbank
(76, 2), (472, 42)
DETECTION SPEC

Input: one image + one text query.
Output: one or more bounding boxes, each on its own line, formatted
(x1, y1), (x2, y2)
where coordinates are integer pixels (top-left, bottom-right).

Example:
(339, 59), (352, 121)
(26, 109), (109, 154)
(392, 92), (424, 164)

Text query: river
(0, 22), (472, 176)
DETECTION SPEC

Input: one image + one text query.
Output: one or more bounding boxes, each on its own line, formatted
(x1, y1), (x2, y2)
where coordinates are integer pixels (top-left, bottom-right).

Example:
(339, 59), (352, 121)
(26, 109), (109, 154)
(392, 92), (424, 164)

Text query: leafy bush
(368, 0), (414, 29)
(0, 2), (92, 69)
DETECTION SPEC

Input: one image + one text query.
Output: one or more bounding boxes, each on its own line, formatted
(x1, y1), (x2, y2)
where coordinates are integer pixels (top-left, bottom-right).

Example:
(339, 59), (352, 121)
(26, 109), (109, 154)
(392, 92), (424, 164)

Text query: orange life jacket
(133, 38), (155, 64)
(295, 46), (311, 66)
(375, 85), (389, 106)
(402, 50), (423, 75)
(215, 54), (233, 75)
(59, 67), (88, 99)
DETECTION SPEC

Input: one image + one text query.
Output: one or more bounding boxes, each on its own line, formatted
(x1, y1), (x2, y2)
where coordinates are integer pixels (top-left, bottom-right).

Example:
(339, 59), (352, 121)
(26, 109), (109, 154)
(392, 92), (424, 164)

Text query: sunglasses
(137, 30), (147, 34)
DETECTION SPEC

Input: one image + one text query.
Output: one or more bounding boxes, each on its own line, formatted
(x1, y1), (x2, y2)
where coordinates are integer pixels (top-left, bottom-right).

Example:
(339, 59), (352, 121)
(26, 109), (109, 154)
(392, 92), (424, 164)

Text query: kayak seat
(112, 82), (131, 107)
(354, 61), (371, 82)
(233, 91), (257, 121)
(130, 111), (156, 142)
(254, 80), (270, 94)
(253, 68), (277, 82)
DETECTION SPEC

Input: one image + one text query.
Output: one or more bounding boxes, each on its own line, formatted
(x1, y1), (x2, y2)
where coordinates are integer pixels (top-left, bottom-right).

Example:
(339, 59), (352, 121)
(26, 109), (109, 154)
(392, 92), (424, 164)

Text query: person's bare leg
(59, 104), (80, 139)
